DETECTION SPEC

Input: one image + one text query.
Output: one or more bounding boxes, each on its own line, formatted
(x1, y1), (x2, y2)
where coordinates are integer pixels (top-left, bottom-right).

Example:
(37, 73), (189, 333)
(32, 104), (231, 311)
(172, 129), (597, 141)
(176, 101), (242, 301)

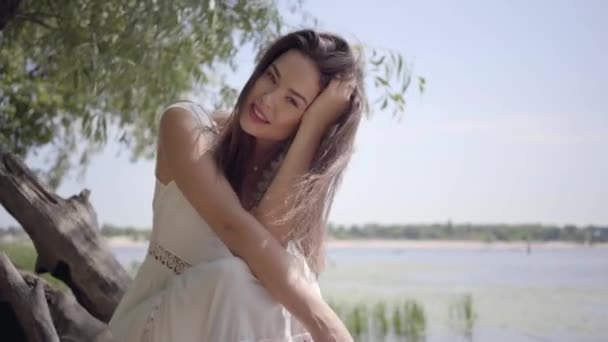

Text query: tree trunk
(0, 150), (131, 338)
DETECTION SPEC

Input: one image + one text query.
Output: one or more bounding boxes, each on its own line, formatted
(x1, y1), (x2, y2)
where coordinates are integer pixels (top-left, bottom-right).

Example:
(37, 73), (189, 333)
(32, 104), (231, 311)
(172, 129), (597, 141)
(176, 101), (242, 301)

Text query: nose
(259, 89), (275, 112)
(260, 90), (274, 106)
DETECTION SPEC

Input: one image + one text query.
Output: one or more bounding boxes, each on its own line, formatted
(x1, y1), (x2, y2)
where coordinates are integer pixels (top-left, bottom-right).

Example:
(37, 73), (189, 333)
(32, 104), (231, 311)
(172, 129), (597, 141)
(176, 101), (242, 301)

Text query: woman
(108, 29), (366, 342)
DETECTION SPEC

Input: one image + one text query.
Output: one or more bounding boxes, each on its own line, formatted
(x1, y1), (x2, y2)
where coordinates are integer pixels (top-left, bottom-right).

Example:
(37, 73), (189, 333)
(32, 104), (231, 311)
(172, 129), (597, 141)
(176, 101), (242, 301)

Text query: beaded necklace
(244, 149), (286, 211)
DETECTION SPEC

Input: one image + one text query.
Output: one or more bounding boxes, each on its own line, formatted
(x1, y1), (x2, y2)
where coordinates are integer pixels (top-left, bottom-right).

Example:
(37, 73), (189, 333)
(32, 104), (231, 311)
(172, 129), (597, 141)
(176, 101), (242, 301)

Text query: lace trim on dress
(245, 332), (313, 342)
(147, 241), (192, 275)
(141, 300), (161, 342)
(292, 333), (314, 342)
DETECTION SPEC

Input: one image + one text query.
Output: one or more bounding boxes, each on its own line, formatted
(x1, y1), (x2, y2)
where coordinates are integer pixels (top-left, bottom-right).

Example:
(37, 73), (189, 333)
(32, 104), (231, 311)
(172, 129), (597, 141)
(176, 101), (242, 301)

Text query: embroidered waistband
(147, 241), (192, 275)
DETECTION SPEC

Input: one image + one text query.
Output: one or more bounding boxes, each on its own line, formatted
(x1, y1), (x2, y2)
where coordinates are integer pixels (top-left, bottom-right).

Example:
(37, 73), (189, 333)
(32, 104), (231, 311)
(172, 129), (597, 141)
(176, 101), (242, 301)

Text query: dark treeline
(0, 224), (150, 242)
(1, 222), (607, 244)
(327, 222), (608, 244)
(99, 224), (152, 240)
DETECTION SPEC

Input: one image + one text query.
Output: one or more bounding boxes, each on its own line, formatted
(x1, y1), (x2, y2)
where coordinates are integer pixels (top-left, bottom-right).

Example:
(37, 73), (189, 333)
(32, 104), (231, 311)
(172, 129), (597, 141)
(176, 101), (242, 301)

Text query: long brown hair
(213, 29), (367, 276)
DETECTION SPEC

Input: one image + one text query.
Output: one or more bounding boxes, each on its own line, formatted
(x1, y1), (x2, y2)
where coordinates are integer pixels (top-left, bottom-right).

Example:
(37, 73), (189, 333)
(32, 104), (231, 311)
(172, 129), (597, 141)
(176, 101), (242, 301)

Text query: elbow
(258, 218), (290, 249)
(213, 214), (249, 257)
(219, 211), (281, 257)
(252, 209), (290, 249)
(274, 230), (290, 249)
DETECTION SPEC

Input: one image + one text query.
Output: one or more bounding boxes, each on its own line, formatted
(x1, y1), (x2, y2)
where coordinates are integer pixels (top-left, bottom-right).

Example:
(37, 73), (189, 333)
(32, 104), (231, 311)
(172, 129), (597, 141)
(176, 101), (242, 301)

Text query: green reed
(344, 302), (369, 339)
(329, 297), (427, 341)
(372, 300), (389, 337)
(402, 299), (426, 341)
(449, 293), (476, 340)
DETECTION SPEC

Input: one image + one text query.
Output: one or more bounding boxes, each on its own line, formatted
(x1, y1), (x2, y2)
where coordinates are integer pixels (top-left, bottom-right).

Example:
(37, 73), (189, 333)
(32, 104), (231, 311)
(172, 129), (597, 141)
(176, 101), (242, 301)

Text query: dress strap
(159, 100), (220, 134)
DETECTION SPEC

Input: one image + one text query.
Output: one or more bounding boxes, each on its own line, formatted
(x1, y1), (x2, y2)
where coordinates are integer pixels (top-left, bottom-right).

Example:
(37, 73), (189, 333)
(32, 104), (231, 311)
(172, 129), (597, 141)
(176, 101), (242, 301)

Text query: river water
(111, 243), (608, 341)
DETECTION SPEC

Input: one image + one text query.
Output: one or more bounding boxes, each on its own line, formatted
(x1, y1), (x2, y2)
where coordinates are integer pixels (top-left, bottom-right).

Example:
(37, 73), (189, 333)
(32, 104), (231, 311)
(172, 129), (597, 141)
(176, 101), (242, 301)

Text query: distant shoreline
(3, 235), (605, 250)
(326, 239), (608, 249)
(100, 236), (608, 250)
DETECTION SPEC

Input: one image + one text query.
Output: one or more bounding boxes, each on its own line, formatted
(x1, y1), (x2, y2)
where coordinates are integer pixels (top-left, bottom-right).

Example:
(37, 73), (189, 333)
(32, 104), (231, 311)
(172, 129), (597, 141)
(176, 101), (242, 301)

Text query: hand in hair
(301, 78), (357, 131)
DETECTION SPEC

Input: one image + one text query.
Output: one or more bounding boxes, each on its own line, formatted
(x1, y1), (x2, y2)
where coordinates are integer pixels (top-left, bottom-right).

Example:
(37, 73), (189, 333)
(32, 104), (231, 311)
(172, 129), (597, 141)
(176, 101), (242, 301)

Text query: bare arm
(158, 107), (350, 341)
(253, 78), (356, 245)
(251, 120), (324, 246)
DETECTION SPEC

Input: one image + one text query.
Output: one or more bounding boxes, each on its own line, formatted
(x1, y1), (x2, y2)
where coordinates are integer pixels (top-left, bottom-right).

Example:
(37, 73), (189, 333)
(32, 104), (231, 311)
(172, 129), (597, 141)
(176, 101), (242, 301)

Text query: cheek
(272, 110), (302, 139)
(244, 79), (265, 105)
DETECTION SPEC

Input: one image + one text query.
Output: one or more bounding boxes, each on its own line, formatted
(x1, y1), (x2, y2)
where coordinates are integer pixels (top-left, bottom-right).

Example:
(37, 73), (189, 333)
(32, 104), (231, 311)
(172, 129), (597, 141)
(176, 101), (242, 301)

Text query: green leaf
(397, 54), (403, 75)
(418, 76), (426, 94)
(371, 54), (386, 66)
(375, 76), (389, 86)
(2, 0), (422, 186)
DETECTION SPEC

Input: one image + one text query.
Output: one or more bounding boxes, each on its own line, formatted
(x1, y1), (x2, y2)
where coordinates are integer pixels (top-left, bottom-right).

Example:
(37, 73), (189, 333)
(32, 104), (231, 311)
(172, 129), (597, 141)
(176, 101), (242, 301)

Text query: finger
(327, 78), (341, 91)
(339, 78), (356, 91)
(327, 78), (355, 99)
(346, 81), (356, 92)
(343, 80), (356, 97)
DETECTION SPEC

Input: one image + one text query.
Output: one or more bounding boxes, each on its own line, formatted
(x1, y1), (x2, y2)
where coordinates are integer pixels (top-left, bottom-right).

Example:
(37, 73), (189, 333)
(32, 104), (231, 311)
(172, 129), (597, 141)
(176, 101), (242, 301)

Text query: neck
(250, 138), (282, 168)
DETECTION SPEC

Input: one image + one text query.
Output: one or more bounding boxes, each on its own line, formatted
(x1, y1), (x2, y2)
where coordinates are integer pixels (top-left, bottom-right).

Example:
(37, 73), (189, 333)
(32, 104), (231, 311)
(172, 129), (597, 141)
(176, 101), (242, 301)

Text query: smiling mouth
(250, 103), (270, 124)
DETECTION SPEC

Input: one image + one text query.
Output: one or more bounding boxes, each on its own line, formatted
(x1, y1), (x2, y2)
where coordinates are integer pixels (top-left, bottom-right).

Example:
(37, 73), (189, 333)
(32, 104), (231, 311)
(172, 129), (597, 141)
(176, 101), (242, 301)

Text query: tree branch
(14, 13), (58, 30)
(0, 254), (115, 341)
(0, 253), (60, 342)
(0, 0), (20, 31)
(0, 151), (131, 322)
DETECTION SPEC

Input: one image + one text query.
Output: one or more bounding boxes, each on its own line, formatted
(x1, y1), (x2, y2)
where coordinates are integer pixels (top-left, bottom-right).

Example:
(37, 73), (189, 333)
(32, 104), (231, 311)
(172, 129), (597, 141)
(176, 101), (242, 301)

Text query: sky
(2, 0), (607, 228)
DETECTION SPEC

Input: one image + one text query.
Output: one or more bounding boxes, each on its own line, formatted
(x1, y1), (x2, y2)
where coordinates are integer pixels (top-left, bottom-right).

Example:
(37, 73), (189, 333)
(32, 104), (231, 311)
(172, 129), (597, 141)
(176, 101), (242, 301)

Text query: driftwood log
(0, 253), (59, 342)
(0, 254), (115, 341)
(0, 150), (131, 340)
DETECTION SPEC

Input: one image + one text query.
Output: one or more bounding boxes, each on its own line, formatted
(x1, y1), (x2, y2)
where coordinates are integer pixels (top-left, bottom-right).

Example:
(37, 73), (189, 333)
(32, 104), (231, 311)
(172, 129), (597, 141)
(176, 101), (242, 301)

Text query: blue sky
(2, 0), (606, 228)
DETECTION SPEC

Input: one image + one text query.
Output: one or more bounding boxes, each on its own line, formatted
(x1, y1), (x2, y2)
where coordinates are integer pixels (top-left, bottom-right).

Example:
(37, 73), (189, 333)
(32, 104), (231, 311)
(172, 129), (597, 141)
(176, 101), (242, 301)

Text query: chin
(239, 110), (259, 137)
(238, 108), (292, 144)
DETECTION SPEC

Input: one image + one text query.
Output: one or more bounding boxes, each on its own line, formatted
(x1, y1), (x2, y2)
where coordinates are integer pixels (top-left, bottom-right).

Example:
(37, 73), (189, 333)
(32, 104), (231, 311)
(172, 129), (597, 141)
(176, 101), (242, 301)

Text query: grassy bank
(0, 241), (68, 291)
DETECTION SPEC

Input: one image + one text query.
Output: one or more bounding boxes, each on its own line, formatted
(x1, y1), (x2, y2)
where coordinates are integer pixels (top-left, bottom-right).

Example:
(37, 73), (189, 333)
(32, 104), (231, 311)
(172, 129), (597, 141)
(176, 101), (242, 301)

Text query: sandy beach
(326, 239), (608, 249)
(103, 236), (607, 250)
(4, 235), (604, 250)
(104, 236), (150, 248)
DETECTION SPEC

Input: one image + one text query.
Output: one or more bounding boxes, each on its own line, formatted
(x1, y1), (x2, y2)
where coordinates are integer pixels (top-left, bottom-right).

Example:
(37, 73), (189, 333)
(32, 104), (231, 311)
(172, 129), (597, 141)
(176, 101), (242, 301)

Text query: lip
(249, 103), (270, 124)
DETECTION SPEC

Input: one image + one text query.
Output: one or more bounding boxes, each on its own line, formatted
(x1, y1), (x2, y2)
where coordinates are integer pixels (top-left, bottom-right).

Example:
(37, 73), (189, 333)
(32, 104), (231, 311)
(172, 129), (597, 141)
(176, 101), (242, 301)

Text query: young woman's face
(239, 49), (321, 143)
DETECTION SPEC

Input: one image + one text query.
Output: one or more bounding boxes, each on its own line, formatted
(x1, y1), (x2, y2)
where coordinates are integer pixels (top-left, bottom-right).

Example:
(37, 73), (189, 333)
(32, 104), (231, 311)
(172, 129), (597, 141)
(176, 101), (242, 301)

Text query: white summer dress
(107, 102), (318, 342)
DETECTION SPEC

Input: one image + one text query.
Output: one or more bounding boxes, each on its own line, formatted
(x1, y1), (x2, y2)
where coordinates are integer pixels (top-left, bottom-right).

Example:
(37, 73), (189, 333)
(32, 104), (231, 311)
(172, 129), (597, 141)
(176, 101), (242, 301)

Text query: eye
(266, 71), (276, 84)
(287, 96), (299, 108)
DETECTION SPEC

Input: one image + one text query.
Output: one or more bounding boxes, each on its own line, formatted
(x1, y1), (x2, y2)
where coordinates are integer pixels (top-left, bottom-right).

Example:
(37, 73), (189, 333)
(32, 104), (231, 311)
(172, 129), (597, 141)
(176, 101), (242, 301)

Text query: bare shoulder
(159, 106), (201, 137)
(159, 106), (215, 160)
(210, 110), (231, 130)
(154, 105), (249, 240)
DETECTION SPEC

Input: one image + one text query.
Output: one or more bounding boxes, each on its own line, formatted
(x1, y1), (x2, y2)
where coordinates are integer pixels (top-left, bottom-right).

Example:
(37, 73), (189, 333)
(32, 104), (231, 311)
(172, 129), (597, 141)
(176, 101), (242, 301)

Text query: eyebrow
(270, 63), (310, 106)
